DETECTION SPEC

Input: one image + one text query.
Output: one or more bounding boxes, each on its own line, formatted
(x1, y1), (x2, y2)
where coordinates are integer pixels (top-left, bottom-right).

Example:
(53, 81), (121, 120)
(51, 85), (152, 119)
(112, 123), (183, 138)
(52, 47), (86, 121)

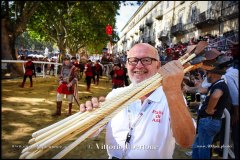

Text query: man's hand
(159, 60), (184, 94)
(80, 96), (106, 112)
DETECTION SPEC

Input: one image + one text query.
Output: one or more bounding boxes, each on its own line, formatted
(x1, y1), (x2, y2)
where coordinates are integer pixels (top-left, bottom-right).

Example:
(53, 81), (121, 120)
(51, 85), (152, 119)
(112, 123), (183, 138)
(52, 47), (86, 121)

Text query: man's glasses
(127, 57), (158, 66)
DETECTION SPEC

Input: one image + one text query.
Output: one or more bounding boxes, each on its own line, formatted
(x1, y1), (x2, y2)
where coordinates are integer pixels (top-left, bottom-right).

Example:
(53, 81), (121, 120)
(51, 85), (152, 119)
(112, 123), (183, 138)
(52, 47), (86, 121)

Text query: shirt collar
(226, 66), (233, 72)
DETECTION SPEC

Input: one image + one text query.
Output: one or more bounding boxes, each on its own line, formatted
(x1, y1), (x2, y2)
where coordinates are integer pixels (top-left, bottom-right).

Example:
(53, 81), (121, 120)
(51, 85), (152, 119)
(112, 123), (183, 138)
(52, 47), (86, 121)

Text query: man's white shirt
(105, 86), (176, 159)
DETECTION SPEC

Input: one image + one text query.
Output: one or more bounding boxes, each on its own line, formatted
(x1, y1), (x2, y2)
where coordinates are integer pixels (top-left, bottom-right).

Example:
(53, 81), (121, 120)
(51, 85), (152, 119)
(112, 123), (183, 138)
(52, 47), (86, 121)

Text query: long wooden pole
(32, 112), (83, 138)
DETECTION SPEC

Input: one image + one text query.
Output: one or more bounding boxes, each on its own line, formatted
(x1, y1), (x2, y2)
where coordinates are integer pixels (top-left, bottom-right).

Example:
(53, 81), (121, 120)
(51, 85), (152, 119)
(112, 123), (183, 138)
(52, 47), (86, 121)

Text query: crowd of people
(156, 33), (238, 63)
(181, 42), (238, 159)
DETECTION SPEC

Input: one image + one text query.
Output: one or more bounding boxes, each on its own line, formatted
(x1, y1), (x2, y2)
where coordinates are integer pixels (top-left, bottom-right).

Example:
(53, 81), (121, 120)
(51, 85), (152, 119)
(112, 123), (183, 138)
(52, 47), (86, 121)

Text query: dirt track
(2, 76), (191, 159)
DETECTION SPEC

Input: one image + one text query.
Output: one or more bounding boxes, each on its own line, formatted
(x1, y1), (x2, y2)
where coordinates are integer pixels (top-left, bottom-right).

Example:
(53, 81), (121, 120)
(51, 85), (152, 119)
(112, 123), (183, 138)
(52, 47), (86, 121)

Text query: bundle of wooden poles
(20, 41), (208, 159)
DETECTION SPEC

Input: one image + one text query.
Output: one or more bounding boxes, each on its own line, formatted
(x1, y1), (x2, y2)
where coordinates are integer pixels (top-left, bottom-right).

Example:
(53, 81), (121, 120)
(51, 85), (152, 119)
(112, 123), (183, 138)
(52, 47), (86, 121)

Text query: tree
(1, 1), (142, 60)
(15, 30), (54, 52)
(27, 1), (121, 62)
(1, 1), (41, 60)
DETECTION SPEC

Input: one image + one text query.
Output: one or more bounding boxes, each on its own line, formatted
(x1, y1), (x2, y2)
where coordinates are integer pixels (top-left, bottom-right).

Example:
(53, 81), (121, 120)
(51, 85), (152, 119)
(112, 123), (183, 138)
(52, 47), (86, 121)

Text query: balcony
(155, 9), (163, 20)
(145, 18), (153, 26)
(219, 2), (239, 22)
(139, 24), (145, 31)
(194, 9), (219, 28)
(223, 30), (235, 38)
(183, 22), (196, 33)
(157, 30), (169, 40)
(171, 23), (184, 36)
(134, 30), (138, 35)
(143, 36), (155, 45)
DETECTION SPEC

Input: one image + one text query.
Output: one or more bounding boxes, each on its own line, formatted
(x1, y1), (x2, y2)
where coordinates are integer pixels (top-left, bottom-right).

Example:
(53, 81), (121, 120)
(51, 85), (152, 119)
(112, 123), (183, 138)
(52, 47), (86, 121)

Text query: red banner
(106, 24), (113, 35)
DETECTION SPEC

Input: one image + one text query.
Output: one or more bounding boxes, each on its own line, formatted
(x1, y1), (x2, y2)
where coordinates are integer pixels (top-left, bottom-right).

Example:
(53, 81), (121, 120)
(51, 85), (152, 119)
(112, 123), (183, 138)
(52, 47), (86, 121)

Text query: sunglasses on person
(127, 57), (158, 66)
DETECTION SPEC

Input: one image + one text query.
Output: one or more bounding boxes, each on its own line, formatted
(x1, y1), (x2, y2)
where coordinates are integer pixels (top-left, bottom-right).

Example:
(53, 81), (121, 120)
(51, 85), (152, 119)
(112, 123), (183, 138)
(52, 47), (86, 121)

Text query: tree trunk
(58, 46), (66, 63)
(1, 19), (13, 60)
(1, 18), (23, 77)
(69, 49), (75, 55)
(58, 38), (67, 62)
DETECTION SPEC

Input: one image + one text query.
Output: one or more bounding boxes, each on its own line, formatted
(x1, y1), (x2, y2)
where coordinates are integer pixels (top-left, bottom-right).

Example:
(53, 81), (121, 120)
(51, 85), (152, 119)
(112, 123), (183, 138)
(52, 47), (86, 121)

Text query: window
(178, 10), (184, 24)
(179, 15), (183, 24)
(229, 1), (238, 6)
(207, 1), (212, 9)
(166, 1), (169, 8)
(164, 19), (170, 30)
(191, 6), (197, 22)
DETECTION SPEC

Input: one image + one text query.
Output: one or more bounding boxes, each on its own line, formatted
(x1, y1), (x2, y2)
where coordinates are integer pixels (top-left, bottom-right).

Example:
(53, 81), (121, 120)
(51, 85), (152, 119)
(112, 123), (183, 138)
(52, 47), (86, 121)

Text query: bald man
(80, 43), (195, 159)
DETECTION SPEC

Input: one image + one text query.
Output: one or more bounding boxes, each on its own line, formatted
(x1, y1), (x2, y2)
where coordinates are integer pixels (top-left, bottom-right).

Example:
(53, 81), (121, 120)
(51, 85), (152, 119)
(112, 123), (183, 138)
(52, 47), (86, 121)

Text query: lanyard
(121, 100), (152, 159)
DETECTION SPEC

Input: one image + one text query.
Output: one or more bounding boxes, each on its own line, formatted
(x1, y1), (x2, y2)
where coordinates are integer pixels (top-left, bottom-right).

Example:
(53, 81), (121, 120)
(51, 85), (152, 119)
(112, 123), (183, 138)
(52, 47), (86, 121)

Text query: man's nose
(135, 60), (144, 68)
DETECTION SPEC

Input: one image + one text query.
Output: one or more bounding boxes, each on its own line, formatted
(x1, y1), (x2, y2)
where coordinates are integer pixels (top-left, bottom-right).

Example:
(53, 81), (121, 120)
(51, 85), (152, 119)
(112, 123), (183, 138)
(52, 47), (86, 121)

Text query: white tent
(36, 55), (44, 58)
(51, 56), (58, 59)
(44, 47), (49, 56)
(28, 54), (35, 57)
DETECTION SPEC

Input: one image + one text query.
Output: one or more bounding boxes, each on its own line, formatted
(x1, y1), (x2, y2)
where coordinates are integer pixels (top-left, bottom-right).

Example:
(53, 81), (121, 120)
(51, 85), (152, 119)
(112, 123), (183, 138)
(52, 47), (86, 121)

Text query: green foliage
(1, 1), (41, 37)
(27, 1), (121, 55)
(15, 31), (54, 51)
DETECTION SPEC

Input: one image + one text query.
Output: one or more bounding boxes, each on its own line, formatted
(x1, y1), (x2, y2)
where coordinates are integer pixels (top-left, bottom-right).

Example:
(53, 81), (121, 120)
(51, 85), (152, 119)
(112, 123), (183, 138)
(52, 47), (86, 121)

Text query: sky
(115, 2), (140, 37)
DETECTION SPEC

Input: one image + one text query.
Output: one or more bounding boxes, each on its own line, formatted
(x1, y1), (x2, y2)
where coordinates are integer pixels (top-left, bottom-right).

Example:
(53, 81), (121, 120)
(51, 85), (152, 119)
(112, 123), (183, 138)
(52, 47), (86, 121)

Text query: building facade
(113, 1), (239, 55)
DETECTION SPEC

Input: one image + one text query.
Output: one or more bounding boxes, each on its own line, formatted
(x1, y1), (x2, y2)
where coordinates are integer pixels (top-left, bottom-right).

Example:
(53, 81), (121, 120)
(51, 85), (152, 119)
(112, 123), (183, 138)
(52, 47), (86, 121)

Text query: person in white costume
(80, 43), (195, 159)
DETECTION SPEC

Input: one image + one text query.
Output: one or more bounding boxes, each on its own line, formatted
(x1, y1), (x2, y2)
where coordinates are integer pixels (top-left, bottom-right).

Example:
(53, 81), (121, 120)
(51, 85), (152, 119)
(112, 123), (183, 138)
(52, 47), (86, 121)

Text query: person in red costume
(52, 56), (78, 116)
(110, 63), (125, 89)
(84, 60), (94, 91)
(20, 56), (36, 88)
(94, 60), (102, 85)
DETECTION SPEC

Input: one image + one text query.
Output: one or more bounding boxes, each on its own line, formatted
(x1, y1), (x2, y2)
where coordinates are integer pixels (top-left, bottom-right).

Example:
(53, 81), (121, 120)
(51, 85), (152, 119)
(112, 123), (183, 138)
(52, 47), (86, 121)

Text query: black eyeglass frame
(127, 57), (158, 66)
